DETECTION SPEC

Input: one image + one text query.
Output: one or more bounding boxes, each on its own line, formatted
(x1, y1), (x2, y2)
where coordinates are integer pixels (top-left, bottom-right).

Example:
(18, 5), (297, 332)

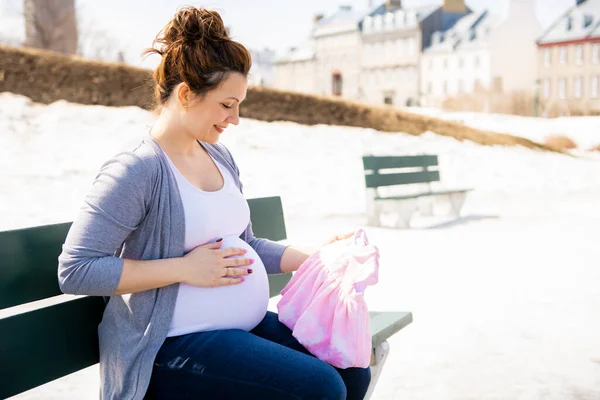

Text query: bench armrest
(370, 311), (413, 349)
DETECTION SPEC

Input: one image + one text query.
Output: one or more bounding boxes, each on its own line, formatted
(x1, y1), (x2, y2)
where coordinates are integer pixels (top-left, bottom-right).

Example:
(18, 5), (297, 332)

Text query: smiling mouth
(214, 125), (225, 133)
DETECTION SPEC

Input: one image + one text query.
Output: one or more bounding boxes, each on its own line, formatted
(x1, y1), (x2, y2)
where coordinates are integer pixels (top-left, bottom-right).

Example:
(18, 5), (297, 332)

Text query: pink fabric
(277, 229), (379, 369)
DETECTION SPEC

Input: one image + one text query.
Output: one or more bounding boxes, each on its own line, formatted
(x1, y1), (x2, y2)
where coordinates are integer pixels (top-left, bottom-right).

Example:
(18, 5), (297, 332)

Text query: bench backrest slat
(363, 155), (438, 171)
(362, 155), (440, 189)
(0, 222), (72, 310)
(0, 196), (291, 398)
(365, 170), (440, 188)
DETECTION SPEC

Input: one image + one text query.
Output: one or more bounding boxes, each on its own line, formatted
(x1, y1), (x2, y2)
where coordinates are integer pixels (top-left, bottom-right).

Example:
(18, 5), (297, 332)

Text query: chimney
(443, 0), (466, 13)
(314, 14), (324, 24)
(576, 0), (587, 5)
(385, 0), (401, 11)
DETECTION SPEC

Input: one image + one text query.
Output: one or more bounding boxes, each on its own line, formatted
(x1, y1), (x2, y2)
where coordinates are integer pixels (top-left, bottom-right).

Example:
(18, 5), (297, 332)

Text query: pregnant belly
(167, 235), (270, 336)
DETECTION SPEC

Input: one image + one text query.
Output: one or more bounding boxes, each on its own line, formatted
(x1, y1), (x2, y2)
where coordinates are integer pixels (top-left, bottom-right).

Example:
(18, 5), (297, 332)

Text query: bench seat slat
(375, 188), (473, 201)
(370, 311), (413, 349)
(0, 296), (105, 399)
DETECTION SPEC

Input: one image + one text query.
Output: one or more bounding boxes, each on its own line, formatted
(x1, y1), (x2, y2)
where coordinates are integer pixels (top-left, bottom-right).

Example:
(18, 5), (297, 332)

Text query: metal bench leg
(448, 192), (467, 217)
(364, 341), (390, 400)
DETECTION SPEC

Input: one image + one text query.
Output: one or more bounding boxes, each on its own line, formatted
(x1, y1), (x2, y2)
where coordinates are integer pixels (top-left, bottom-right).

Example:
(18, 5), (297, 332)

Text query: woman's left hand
(325, 231), (356, 245)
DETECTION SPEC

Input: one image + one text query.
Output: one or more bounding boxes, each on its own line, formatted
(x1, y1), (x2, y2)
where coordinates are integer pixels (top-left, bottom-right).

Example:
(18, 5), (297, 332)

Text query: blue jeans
(146, 312), (371, 399)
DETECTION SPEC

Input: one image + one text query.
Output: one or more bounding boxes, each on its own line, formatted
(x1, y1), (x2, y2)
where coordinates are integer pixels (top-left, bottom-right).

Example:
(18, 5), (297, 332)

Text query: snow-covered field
(2, 92), (600, 399)
(406, 106), (600, 151)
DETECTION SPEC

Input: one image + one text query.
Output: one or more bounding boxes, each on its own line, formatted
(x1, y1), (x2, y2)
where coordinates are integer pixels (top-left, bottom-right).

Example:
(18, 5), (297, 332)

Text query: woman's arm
(58, 151), (157, 296)
(279, 231), (356, 273)
(113, 258), (183, 295)
(280, 245), (314, 273)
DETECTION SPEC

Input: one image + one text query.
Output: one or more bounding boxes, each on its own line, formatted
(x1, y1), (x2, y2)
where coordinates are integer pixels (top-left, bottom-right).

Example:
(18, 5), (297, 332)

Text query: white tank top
(162, 149), (270, 337)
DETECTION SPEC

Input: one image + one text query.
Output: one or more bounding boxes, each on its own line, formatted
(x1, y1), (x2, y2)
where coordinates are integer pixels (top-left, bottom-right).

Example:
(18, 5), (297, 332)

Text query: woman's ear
(176, 83), (191, 111)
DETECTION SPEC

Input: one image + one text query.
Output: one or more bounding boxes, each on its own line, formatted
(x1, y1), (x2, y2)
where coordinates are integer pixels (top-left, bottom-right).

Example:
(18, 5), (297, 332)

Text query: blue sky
(3, 0), (576, 66)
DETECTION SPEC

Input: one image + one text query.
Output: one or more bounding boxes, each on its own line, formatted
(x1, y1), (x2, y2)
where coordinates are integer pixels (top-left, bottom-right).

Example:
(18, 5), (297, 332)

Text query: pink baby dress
(277, 229), (379, 369)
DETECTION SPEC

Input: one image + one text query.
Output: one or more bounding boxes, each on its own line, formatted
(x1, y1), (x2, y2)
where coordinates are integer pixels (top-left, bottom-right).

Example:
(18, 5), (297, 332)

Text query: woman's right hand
(180, 240), (253, 287)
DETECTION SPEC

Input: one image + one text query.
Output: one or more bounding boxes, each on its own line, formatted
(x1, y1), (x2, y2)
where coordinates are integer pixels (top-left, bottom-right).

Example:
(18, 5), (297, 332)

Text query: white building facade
(360, 6), (423, 106)
(537, 0), (600, 114)
(274, 0), (485, 107)
(312, 6), (363, 99)
(273, 41), (317, 94)
(420, 0), (542, 108)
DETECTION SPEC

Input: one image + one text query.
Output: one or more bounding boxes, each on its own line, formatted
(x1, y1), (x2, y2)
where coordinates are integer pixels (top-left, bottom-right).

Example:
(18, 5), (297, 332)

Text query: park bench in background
(363, 155), (472, 228)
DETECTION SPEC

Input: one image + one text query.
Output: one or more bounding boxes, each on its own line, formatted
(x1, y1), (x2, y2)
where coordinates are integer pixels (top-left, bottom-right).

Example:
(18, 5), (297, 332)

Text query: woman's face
(180, 72), (248, 144)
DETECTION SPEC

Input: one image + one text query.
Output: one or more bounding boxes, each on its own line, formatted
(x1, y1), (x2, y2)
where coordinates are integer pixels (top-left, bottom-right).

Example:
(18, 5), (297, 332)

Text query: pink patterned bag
(277, 229), (379, 369)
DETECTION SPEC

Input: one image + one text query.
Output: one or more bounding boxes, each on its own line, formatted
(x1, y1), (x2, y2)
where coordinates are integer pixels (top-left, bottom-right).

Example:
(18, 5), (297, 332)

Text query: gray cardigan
(57, 136), (288, 400)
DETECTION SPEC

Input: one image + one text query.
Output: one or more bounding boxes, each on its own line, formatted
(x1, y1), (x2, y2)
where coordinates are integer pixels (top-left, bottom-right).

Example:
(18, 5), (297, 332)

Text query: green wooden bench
(363, 155), (472, 228)
(0, 196), (412, 399)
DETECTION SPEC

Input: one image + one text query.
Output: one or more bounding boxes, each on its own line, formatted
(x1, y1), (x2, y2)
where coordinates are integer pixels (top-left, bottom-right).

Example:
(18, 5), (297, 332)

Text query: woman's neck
(150, 111), (200, 158)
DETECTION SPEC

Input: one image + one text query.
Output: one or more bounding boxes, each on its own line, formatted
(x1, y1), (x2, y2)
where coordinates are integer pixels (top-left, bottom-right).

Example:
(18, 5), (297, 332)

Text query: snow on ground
(2, 93), (600, 399)
(405, 106), (600, 151)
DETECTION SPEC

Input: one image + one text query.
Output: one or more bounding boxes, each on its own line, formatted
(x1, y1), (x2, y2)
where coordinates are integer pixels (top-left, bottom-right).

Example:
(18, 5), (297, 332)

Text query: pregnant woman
(57, 6), (371, 400)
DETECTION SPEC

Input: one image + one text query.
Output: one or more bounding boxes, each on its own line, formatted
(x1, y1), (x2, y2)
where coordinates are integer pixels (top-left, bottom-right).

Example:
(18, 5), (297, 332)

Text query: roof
(366, 3), (438, 20)
(538, 0), (600, 44)
(424, 10), (501, 54)
(276, 5), (365, 63)
(360, 3), (438, 33)
(313, 5), (367, 37)
(316, 5), (366, 26)
(274, 40), (315, 64)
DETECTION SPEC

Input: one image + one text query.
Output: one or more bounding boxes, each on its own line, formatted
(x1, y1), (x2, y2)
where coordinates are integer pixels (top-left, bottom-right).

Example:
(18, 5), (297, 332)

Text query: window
(560, 47), (567, 64)
(458, 80), (464, 93)
(428, 82), (432, 94)
(459, 57), (464, 68)
(592, 76), (599, 99)
(444, 58), (448, 69)
(574, 76), (583, 98)
(576, 45), (584, 66)
(474, 56), (480, 67)
(558, 78), (567, 99)
(332, 72), (343, 96)
(443, 81), (448, 95)
(594, 44), (600, 64)
(544, 48), (552, 66)
(429, 59), (433, 70)
(384, 92), (394, 105)
(542, 79), (551, 99)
